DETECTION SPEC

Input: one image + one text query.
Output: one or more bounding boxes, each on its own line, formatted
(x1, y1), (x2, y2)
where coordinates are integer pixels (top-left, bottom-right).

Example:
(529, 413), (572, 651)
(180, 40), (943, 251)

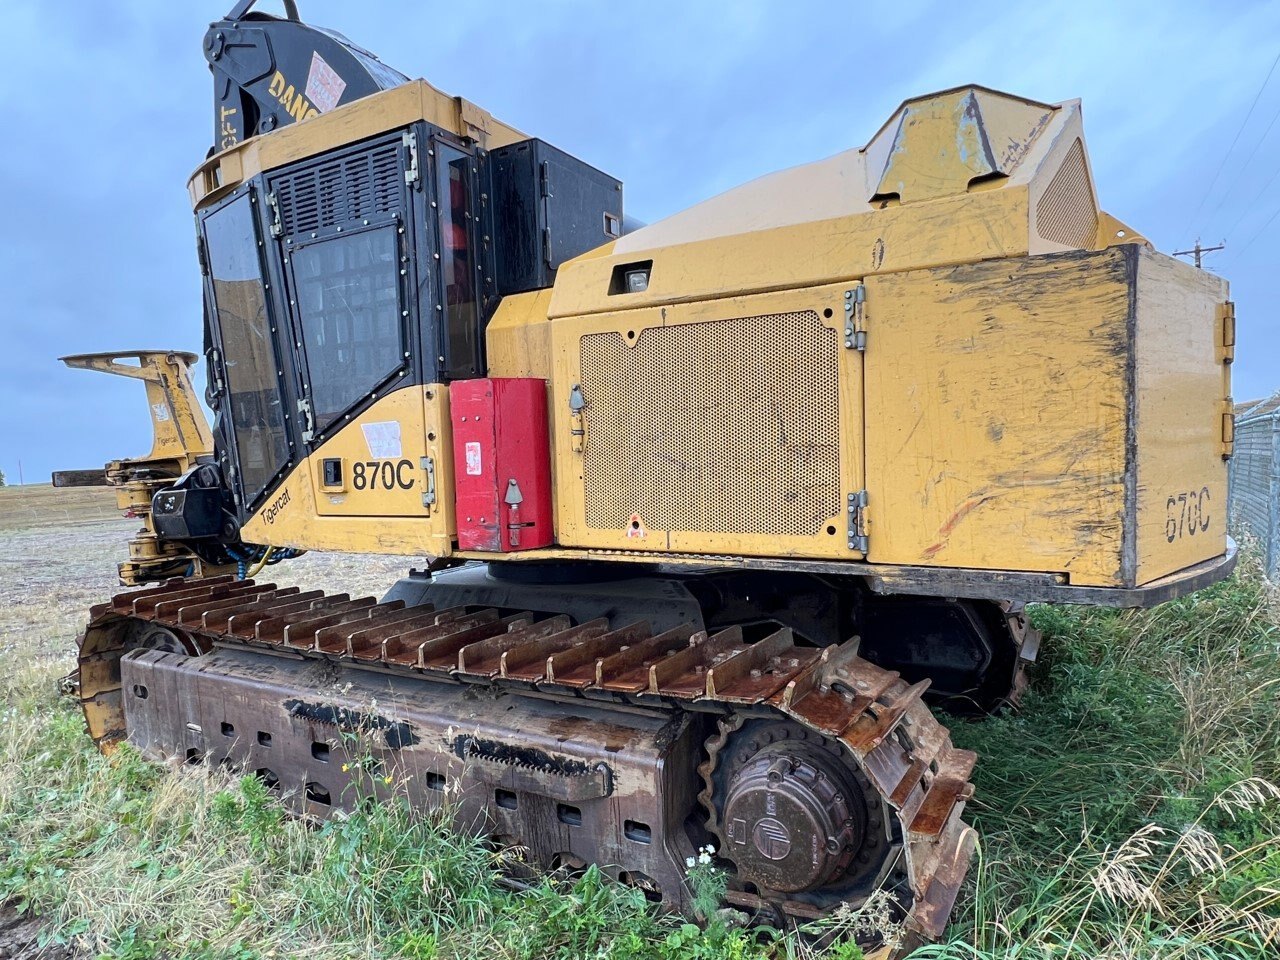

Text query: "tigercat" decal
(261, 488), (292, 524)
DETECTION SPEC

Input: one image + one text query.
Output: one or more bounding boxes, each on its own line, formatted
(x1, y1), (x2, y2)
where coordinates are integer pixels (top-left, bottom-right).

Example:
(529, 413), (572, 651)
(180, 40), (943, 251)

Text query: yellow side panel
(309, 388), (429, 517)
(239, 385), (454, 556)
(1133, 248), (1231, 583)
(551, 283), (863, 559)
(864, 248), (1132, 587)
(486, 289), (554, 379)
(548, 188), (1030, 320)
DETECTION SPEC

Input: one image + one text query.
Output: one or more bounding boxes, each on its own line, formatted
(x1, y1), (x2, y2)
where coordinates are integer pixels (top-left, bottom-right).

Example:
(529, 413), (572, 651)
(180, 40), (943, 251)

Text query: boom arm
(205, 0), (408, 154)
(59, 351), (224, 585)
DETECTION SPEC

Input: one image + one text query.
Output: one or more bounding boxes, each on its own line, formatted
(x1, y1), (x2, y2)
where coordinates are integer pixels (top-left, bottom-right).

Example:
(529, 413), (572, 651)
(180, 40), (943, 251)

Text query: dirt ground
(0, 485), (425, 957)
(0, 903), (77, 960)
(0, 485), (415, 664)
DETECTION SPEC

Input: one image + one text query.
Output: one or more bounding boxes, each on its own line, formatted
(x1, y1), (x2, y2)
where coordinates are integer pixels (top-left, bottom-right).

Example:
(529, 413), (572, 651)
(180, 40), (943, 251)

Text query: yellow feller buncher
(60, 2), (1238, 952)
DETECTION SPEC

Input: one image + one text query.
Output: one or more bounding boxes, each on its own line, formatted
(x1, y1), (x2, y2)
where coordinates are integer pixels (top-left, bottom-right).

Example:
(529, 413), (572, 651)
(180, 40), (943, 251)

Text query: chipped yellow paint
(307, 387), (427, 518)
(549, 88), (1113, 321)
(866, 87), (1055, 203)
(862, 245), (1231, 588)
(548, 187), (1033, 320)
(201, 84), (1228, 593)
(863, 249), (1133, 587)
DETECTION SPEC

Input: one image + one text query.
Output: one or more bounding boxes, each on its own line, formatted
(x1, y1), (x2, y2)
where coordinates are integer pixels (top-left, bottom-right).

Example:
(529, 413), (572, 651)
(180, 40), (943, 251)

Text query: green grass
(926, 548), (1280, 959)
(0, 551), (1277, 958)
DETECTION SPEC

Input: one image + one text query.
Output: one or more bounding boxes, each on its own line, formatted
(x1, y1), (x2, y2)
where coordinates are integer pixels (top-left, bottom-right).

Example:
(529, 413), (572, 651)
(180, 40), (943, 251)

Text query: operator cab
(197, 120), (620, 519)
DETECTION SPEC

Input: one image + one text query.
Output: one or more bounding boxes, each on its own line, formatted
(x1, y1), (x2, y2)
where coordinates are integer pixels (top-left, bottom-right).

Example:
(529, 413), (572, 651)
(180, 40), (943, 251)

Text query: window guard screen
(290, 225), (404, 431)
(204, 193), (289, 502)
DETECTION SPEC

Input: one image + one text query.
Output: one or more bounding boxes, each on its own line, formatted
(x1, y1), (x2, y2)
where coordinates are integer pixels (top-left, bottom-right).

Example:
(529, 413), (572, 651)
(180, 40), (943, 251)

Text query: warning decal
(305, 51), (347, 114)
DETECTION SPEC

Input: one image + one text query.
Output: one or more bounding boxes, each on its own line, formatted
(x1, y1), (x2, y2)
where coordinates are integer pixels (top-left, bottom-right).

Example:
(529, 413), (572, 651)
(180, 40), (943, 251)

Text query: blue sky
(1, 1), (1278, 486)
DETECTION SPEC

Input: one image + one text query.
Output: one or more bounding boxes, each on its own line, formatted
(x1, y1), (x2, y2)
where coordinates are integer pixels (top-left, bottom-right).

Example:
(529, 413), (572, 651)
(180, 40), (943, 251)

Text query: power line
(1203, 96), (1280, 233)
(1222, 158), (1280, 240)
(1228, 203), (1280, 262)
(1183, 50), (1280, 238)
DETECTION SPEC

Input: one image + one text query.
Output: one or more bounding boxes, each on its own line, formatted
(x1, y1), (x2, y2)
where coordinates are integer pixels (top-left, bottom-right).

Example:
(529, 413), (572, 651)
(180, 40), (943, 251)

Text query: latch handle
(568, 385), (586, 454)
(420, 456), (437, 509)
(297, 398), (314, 442)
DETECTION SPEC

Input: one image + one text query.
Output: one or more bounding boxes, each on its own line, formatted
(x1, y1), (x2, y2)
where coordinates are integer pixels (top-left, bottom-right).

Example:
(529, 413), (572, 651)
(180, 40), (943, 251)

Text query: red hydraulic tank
(450, 378), (554, 552)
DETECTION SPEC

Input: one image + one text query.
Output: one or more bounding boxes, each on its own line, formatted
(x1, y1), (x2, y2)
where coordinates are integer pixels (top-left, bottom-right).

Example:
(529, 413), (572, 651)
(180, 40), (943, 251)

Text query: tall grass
(0, 659), (782, 959)
(928, 548), (1280, 959)
(0, 551), (1276, 958)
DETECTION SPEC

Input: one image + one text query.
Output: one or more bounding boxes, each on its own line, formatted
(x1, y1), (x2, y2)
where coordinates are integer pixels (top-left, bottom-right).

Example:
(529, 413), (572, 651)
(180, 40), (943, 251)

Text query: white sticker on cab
(465, 441), (483, 476)
(361, 421), (402, 459)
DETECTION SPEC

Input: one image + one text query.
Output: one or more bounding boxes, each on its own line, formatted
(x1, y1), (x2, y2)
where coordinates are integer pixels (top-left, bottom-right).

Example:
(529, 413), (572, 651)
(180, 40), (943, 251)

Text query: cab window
(203, 192), (289, 503)
(290, 224), (404, 431)
(436, 143), (479, 378)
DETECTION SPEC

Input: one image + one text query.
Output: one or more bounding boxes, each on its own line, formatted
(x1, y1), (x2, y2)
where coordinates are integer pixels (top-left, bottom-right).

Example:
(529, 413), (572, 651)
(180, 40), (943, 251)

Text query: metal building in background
(1230, 395), (1280, 580)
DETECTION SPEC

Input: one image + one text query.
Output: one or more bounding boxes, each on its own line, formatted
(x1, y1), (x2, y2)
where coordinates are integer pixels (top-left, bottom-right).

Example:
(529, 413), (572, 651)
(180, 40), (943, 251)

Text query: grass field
(0, 483), (124, 531)
(0, 485), (1277, 959)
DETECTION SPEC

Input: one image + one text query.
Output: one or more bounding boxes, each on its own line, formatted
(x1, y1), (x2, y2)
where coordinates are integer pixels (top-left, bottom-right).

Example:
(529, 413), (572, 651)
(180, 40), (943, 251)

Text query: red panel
(450, 378), (553, 552)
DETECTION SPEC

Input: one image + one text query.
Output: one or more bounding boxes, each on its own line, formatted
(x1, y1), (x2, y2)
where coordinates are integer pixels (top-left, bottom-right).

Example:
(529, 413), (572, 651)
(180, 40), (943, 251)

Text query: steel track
(77, 574), (977, 947)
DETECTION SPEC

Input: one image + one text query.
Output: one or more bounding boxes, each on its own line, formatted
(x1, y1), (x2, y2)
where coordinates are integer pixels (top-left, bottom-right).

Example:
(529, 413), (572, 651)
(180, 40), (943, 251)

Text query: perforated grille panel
(1036, 139), (1097, 248)
(580, 311), (841, 538)
(273, 139), (403, 237)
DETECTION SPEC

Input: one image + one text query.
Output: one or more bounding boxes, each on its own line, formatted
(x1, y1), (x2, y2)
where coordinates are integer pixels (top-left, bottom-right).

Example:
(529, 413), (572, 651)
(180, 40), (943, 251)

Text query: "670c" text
(1165, 487), (1211, 543)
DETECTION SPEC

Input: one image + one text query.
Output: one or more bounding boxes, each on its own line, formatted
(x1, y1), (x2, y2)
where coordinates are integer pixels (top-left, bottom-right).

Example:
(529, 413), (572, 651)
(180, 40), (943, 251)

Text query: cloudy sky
(1, 1), (1278, 486)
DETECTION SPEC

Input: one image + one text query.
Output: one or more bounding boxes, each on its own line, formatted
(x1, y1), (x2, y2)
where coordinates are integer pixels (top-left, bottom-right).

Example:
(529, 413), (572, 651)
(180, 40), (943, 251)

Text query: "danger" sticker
(305, 51), (347, 113)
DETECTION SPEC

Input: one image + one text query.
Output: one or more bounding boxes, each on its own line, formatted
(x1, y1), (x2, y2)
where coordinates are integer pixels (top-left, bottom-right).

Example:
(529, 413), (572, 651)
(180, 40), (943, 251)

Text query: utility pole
(1173, 238), (1226, 269)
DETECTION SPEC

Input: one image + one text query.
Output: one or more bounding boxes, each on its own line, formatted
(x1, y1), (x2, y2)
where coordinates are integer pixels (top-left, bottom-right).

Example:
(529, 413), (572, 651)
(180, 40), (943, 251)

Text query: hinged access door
(552, 281), (866, 559)
(267, 130), (430, 519)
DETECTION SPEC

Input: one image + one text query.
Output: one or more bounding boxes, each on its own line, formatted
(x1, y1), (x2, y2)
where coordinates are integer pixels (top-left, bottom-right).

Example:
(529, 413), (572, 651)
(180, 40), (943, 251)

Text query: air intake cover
(579, 310), (841, 539)
(272, 137), (404, 238)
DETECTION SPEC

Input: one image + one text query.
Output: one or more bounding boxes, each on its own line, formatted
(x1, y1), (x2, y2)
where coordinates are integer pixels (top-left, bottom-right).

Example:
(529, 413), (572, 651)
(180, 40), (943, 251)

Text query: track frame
(79, 575), (979, 948)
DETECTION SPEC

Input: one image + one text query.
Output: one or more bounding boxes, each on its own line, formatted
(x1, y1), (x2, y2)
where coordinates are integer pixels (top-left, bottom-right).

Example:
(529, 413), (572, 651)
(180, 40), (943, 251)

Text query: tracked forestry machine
(61, 2), (1239, 951)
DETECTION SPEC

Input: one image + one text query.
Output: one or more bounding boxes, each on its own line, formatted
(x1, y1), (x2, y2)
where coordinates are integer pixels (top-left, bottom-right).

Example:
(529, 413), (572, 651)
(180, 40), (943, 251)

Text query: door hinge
(1219, 300), (1236, 364)
(208, 347), (224, 397)
(539, 160), (552, 198)
(403, 131), (420, 186)
(266, 190), (283, 238)
(542, 227), (553, 266)
(297, 398), (314, 443)
(848, 489), (869, 553)
(844, 283), (866, 351)
(420, 456), (437, 507)
(196, 235), (210, 276)
(1221, 400), (1235, 461)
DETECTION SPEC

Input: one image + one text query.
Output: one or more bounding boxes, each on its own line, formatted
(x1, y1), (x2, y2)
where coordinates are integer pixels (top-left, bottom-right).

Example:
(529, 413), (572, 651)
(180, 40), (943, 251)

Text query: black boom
(205, 0), (408, 154)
